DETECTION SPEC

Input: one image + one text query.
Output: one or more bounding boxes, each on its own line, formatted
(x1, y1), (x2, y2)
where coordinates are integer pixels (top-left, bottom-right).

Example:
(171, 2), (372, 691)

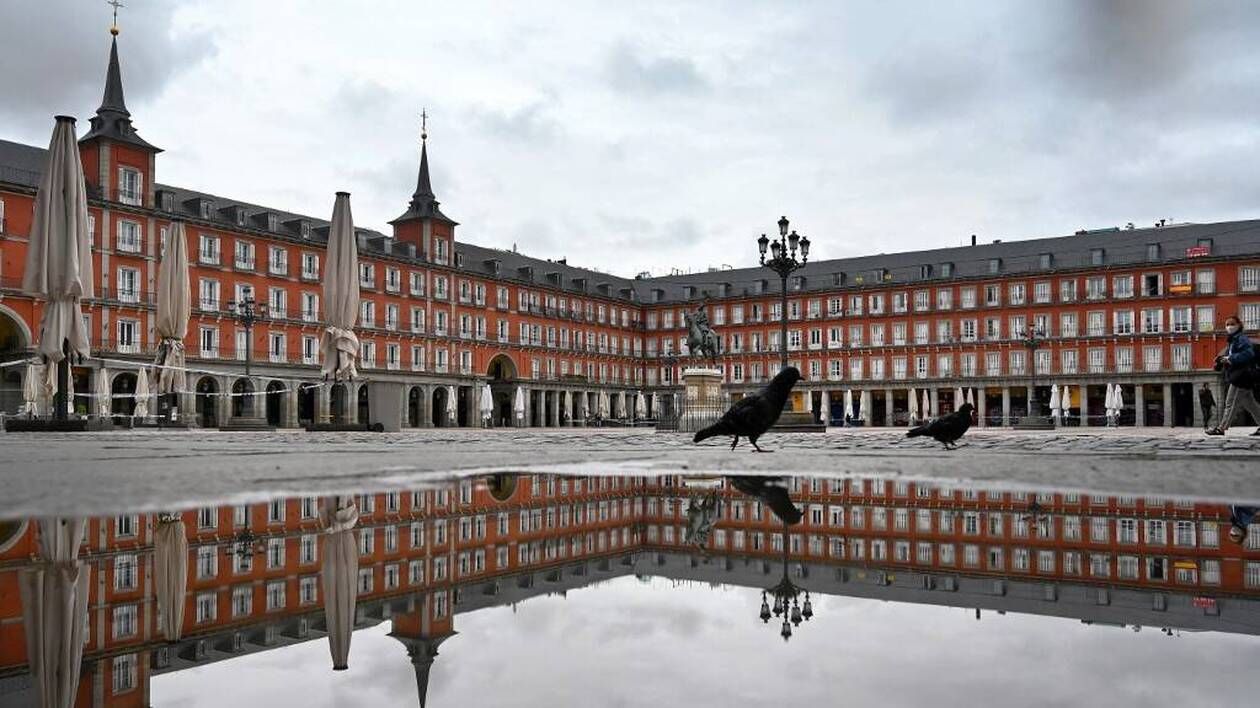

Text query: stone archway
(195, 376), (218, 428)
(487, 354), (518, 428)
(0, 307), (30, 414)
(111, 371), (137, 421)
(408, 386), (423, 427)
(432, 386), (449, 428)
(330, 383), (348, 425)
(298, 383), (317, 426)
(357, 385), (370, 425)
(231, 378), (255, 418)
(265, 381), (286, 427)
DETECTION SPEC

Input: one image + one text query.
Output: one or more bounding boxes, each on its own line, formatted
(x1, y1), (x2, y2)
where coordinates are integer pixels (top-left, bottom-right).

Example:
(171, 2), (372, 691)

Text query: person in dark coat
(1206, 315), (1260, 435)
(1228, 505), (1259, 545)
(1199, 383), (1216, 430)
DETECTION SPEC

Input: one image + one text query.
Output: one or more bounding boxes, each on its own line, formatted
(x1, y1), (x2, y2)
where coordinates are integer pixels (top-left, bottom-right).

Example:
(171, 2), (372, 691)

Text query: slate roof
(4, 137), (1260, 306)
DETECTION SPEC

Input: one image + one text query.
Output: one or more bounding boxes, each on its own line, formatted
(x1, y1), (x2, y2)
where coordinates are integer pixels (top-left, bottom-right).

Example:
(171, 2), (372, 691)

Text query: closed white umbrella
(636, 391), (647, 419)
(921, 390), (931, 419)
(94, 368), (110, 418)
(19, 517), (89, 708)
(134, 368), (150, 419)
(1048, 385), (1061, 419)
(966, 388), (975, 407)
(154, 514), (188, 642)
(820, 390), (830, 426)
(319, 192), (360, 382)
(1114, 384), (1125, 418)
(322, 497), (359, 670)
(22, 363), (42, 416)
(860, 390), (872, 423)
(513, 386), (526, 423)
(908, 388), (919, 422)
(954, 387), (965, 413)
(446, 385), (457, 424)
(1103, 384), (1114, 415)
(844, 389), (854, 422)
(154, 221), (191, 399)
(23, 116), (93, 415)
(478, 385), (493, 423)
(563, 390), (572, 424)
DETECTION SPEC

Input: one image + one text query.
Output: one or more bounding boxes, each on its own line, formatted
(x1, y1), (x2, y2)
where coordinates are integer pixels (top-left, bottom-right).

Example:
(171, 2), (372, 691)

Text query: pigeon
(693, 366), (801, 452)
(906, 402), (975, 449)
(727, 475), (803, 526)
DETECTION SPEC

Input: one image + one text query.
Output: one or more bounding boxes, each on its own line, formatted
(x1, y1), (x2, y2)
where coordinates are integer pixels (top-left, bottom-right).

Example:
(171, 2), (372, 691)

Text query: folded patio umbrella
(322, 497), (359, 670)
(94, 368), (110, 418)
(134, 368), (150, 419)
(154, 514), (188, 642)
(319, 193), (360, 382)
(154, 221), (191, 397)
(19, 517), (89, 708)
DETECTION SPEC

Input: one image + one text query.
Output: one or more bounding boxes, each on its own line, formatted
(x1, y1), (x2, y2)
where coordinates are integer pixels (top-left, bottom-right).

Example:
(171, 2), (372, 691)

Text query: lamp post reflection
(760, 521), (814, 641)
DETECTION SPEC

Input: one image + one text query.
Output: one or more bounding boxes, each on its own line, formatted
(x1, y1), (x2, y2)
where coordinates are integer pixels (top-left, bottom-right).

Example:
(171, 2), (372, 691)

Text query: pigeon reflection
(684, 476), (803, 550)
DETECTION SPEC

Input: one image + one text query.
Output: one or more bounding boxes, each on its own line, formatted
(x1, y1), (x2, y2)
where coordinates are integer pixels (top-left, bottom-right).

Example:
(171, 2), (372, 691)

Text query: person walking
(1199, 382), (1216, 430)
(1206, 315), (1260, 435)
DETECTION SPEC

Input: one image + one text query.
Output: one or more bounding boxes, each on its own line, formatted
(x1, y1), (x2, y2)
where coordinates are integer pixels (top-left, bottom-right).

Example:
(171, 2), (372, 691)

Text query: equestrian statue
(684, 301), (721, 365)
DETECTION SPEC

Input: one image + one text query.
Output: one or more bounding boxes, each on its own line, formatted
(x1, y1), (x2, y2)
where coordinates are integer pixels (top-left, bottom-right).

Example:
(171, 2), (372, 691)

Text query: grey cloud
(467, 100), (563, 145)
(0, 0), (214, 137)
(605, 43), (708, 95)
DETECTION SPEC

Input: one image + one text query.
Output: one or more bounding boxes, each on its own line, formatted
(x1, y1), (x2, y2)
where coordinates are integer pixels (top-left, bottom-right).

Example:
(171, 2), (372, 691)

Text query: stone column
(316, 384), (331, 425)
(1162, 383), (1173, 427)
(216, 375), (232, 427)
(883, 389), (893, 427)
(420, 385), (432, 428)
(1025, 384), (1035, 418)
(1079, 385), (1090, 427)
(1192, 381), (1206, 429)
(929, 388), (940, 418)
(1001, 387), (1011, 427)
(551, 391), (561, 427)
(1134, 384), (1146, 427)
(820, 390), (830, 427)
(977, 389), (987, 428)
(284, 387), (299, 428)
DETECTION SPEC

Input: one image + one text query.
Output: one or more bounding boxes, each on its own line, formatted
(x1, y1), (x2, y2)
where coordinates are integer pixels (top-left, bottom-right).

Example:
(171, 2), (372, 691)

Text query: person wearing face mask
(1206, 315), (1260, 435)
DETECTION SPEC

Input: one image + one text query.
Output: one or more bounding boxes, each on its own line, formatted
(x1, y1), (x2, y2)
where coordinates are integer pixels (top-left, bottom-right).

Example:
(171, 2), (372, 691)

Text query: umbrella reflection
(154, 512), (189, 642)
(19, 517), (89, 708)
(322, 496), (360, 670)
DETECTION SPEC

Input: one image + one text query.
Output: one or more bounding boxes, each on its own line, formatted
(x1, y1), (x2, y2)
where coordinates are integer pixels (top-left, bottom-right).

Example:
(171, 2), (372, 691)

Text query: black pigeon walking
(693, 366), (801, 452)
(906, 402), (975, 450)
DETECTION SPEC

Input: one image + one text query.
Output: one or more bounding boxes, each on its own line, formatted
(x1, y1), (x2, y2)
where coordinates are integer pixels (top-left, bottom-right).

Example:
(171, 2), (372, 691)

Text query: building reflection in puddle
(1, 473), (1259, 706)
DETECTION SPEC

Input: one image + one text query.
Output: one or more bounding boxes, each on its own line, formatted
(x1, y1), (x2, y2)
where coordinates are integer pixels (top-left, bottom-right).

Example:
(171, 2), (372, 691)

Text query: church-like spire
(391, 111), (455, 225)
(80, 14), (160, 152)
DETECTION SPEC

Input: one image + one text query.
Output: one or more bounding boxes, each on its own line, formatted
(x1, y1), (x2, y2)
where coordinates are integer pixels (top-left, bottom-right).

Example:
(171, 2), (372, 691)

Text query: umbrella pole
(54, 340), (70, 421)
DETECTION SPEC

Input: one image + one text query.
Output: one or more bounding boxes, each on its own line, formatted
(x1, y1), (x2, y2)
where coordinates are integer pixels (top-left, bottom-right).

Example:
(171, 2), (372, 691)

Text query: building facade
(2, 473), (1259, 706)
(3, 33), (1260, 428)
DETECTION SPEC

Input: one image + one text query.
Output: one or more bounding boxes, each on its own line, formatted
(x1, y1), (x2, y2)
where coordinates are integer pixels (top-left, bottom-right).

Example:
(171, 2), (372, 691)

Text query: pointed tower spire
(391, 111), (455, 226)
(80, 11), (159, 152)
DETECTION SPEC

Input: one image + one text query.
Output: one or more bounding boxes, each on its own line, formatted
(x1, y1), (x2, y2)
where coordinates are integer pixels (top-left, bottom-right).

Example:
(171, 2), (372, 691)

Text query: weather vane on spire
(108, 0), (124, 35)
(420, 108), (428, 142)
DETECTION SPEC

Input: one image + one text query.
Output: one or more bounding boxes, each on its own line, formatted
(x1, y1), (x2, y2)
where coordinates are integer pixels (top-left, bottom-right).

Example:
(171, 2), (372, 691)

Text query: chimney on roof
(970, 234), (976, 246)
(557, 258), (566, 265)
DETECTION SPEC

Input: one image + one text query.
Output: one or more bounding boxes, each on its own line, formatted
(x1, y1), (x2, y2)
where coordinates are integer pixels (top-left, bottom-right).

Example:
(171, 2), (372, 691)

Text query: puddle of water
(1, 473), (1257, 706)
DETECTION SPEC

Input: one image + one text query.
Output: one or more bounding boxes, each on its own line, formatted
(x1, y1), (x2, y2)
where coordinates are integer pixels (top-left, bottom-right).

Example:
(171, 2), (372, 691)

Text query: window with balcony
(117, 167), (142, 206)
(199, 326), (218, 358)
(359, 263), (375, 288)
(268, 246), (288, 275)
(234, 240), (255, 270)
(116, 267), (139, 304)
(116, 219), (141, 252)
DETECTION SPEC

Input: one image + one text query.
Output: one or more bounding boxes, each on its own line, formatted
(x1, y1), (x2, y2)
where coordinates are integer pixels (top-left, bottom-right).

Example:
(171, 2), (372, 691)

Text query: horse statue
(684, 490), (721, 549)
(684, 307), (721, 365)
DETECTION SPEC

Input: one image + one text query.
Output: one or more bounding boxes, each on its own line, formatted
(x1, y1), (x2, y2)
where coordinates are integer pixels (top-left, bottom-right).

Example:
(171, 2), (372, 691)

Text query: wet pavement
(2, 433), (1260, 706)
(3, 428), (1260, 518)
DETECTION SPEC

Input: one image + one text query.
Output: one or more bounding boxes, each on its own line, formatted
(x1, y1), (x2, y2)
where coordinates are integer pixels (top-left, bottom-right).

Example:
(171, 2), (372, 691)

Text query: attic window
(160, 192), (174, 212)
(940, 262), (954, 278)
(919, 265), (933, 279)
(199, 202), (211, 219)
(879, 268), (892, 282)
(790, 276), (804, 291)
(682, 286), (693, 299)
(834, 273), (845, 286)
(987, 258), (1001, 274)
(1090, 248), (1105, 266)
(267, 214), (279, 232)
(1146, 244), (1160, 261)
(1039, 253), (1053, 270)
(455, 253), (464, 268)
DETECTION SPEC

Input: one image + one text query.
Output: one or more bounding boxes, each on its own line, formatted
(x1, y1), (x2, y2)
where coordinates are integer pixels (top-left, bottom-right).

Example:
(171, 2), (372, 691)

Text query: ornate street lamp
(758, 522), (815, 641)
(757, 216), (810, 372)
(227, 285), (268, 376)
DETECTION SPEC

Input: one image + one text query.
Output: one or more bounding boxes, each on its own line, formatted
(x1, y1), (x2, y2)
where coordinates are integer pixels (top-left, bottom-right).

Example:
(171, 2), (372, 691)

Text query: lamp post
(758, 522), (814, 641)
(227, 285), (268, 376)
(757, 216), (810, 372)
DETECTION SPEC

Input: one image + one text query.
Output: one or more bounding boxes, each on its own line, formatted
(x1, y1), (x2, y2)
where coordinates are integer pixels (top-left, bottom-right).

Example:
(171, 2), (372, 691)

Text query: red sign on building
(1192, 596), (1217, 609)
(1186, 245), (1211, 258)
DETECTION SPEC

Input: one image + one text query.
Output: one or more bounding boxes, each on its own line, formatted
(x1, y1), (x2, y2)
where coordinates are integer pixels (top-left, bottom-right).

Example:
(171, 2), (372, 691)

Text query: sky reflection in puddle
(1, 472), (1257, 706)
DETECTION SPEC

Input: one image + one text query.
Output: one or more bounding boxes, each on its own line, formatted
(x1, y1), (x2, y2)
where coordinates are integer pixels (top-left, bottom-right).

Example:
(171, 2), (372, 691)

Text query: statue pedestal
(678, 368), (725, 433)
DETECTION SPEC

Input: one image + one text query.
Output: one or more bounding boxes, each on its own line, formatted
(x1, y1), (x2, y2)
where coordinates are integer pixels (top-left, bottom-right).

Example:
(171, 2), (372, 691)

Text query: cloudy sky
(152, 575), (1257, 706)
(2, 1), (1259, 277)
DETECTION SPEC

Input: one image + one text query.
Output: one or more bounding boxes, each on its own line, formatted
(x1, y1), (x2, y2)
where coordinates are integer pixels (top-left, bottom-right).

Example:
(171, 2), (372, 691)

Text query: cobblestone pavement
(2, 427), (1259, 518)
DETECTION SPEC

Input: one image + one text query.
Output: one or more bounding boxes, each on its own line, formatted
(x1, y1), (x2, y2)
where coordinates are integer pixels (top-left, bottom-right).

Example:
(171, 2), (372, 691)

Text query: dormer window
(300, 222), (311, 239)
(200, 202), (212, 220)
(940, 263), (954, 278)
(1039, 253), (1053, 270)
(790, 276), (804, 291)
(987, 258), (1001, 274)
(267, 213), (279, 232)
(682, 286), (693, 299)
(918, 265), (933, 279)
(1090, 248), (1105, 266)
(117, 167), (142, 206)
(159, 191), (174, 212)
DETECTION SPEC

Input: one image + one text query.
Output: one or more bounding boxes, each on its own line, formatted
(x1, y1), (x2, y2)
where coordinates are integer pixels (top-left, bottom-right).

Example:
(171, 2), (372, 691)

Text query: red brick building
(3, 33), (1260, 428)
